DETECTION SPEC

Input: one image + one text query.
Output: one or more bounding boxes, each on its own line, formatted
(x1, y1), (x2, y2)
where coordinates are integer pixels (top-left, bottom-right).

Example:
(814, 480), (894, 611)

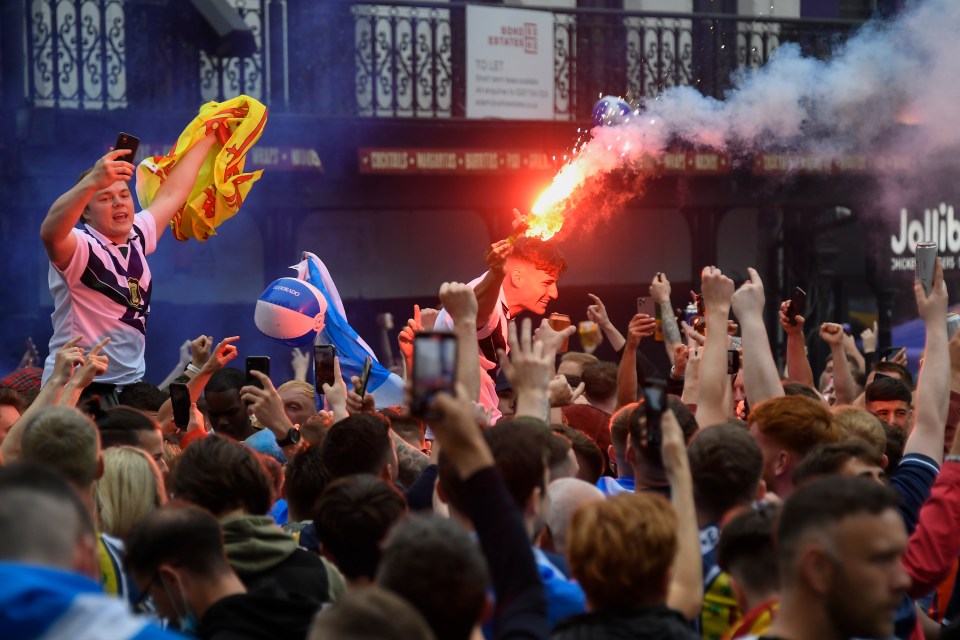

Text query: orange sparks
(525, 159), (588, 241)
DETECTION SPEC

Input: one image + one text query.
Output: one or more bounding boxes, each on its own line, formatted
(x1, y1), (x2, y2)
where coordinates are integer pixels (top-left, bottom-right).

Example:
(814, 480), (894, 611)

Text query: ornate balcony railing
(10, 0), (861, 121)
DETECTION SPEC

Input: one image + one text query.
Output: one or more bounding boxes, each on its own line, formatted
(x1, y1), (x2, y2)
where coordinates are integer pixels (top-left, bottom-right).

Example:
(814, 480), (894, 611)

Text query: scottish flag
(294, 252), (406, 408)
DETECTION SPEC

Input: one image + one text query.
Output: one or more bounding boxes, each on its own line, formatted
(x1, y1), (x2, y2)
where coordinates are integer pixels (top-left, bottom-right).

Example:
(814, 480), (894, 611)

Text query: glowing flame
(525, 159), (589, 241)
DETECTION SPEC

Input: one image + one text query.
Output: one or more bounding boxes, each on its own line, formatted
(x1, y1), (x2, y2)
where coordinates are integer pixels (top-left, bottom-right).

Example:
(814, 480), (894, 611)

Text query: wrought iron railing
(12, 0), (861, 121)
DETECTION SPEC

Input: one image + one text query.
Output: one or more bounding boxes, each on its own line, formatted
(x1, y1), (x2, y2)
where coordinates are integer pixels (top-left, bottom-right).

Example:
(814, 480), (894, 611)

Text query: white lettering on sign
(890, 203), (959, 255)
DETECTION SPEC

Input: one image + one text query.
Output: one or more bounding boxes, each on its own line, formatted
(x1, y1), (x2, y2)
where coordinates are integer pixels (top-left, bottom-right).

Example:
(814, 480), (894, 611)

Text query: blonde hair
(278, 380), (314, 401)
(567, 493), (677, 610)
(832, 406), (886, 456)
(559, 352), (600, 368)
(95, 446), (167, 539)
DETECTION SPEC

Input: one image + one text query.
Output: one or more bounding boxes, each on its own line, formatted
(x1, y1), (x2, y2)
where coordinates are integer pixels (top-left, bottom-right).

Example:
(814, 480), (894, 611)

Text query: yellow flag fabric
(136, 95), (268, 242)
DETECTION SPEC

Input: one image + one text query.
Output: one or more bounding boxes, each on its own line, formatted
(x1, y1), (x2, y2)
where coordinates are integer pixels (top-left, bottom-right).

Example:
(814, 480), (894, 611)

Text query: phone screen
(787, 287), (806, 325)
(114, 132), (140, 164)
(245, 356), (270, 389)
(358, 356), (374, 399)
(170, 382), (190, 429)
(314, 345), (336, 393)
(727, 349), (741, 375)
(412, 332), (458, 418)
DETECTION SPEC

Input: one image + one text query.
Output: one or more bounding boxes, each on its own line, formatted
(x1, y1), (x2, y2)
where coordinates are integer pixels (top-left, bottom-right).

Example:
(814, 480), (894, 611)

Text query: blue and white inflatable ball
(255, 278), (328, 347)
(591, 96), (633, 128)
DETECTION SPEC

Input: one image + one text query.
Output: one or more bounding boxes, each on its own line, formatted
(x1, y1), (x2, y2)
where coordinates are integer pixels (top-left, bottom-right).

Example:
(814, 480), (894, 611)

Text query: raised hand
(626, 313), (657, 347)
(320, 356), (348, 421)
(241, 370), (294, 437)
(548, 374), (585, 408)
(650, 272), (672, 304)
(86, 148), (135, 189)
(398, 305), (425, 361)
(52, 337), (85, 384)
(346, 375), (376, 414)
(701, 266), (735, 314)
(201, 336), (239, 374)
(916, 258), (948, 323)
(861, 322), (878, 354)
(533, 317), (577, 360)
(291, 347), (310, 382)
(71, 337), (110, 389)
(731, 268), (766, 320)
(586, 293), (611, 327)
(500, 319), (554, 400)
(485, 239), (514, 275)
(779, 300), (805, 335)
(439, 282), (478, 325)
(819, 322), (845, 347)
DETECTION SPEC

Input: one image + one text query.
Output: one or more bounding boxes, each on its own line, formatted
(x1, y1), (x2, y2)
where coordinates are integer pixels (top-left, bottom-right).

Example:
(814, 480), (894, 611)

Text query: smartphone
(357, 355), (374, 400)
(314, 345), (336, 393)
(114, 132), (140, 164)
(637, 296), (654, 315)
(411, 332), (458, 419)
(642, 380), (667, 451)
(786, 287), (806, 326)
(245, 356), (270, 389)
(880, 346), (904, 361)
(916, 242), (938, 295)
(169, 382), (191, 430)
(727, 349), (741, 375)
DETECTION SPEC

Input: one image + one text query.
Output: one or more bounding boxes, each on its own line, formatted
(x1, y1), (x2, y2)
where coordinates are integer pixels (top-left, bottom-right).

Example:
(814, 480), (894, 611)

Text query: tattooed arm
(652, 272), (682, 365)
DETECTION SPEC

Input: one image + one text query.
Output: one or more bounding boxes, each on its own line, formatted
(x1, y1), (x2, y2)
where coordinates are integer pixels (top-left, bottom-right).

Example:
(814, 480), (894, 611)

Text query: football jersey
(43, 211), (157, 386)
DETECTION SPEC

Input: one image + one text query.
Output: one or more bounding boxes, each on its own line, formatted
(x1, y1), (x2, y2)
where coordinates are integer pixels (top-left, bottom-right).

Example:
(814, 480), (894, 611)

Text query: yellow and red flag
(136, 94), (268, 241)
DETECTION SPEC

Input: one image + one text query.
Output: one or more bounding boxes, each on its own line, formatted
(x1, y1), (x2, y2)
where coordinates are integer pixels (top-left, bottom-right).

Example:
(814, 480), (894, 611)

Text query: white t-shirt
(43, 211), (158, 386)
(434, 271), (508, 423)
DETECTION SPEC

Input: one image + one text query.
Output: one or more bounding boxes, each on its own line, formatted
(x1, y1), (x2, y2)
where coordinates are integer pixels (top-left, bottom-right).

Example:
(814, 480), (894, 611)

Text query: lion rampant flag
(136, 94), (268, 242)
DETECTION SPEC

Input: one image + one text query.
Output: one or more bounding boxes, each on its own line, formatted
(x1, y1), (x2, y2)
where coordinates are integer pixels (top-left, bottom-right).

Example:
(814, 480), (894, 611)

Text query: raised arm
(41, 149), (134, 269)
(147, 134), (217, 237)
(500, 319), (554, 423)
(616, 313), (656, 409)
(820, 323), (856, 405)
(156, 336), (238, 433)
(0, 338), (85, 462)
(475, 240), (512, 327)
(651, 273), (683, 364)
(697, 267), (735, 428)
(662, 408), (703, 619)
(779, 300), (815, 388)
(440, 282), (482, 403)
(587, 293), (626, 352)
(905, 259), (950, 464)
(731, 268), (784, 407)
(57, 338), (110, 408)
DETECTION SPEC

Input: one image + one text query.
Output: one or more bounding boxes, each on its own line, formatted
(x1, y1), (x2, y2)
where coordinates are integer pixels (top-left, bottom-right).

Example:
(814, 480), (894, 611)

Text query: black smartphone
(169, 382), (191, 430)
(357, 356), (374, 400)
(642, 380), (667, 453)
(786, 287), (806, 326)
(727, 349), (741, 375)
(314, 344), (336, 393)
(245, 356), (270, 389)
(873, 371), (893, 382)
(411, 332), (458, 419)
(114, 132), (140, 164)
(881, 346), (904, 361)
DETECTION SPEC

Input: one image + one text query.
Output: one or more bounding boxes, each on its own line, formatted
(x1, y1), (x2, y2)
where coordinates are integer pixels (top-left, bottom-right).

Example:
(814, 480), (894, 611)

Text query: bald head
(545, 478), (605, 555)
(21, 407), (101, 489)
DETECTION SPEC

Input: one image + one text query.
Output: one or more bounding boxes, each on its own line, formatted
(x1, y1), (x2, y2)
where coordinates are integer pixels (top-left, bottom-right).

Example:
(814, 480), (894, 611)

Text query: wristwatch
(277, 427), (301, 447)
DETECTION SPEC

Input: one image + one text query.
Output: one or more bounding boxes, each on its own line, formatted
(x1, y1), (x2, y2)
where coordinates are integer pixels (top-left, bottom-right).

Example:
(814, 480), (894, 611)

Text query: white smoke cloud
(550, 0), (960, 225)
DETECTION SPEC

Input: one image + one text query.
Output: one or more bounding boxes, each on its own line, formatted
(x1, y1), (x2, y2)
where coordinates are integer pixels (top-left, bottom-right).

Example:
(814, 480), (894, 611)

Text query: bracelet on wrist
(185, 363), (202, 375)
(945, 455), (960, 464)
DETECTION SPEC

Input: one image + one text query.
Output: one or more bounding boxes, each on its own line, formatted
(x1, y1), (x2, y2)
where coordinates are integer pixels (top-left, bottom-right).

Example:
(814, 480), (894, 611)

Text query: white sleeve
(58, 228), (90, 284)
(135, 210), (158, 255)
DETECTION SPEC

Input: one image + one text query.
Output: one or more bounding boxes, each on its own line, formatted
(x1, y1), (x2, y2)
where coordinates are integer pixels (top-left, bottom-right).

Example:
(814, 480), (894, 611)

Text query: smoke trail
(545, 0), (960, 234)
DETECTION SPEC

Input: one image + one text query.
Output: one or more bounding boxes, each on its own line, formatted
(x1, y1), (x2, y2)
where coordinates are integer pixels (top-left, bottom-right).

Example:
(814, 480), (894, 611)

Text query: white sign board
(466, 5), (555, 120)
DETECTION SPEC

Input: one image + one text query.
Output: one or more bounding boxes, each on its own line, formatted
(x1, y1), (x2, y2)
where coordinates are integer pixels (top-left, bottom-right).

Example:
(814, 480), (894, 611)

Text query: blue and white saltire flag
(0, 563), (179, 639)
(294, 252), (406, 408)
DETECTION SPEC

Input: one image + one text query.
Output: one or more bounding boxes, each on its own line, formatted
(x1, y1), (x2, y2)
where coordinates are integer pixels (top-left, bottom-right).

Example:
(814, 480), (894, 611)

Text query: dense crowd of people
(4, 145), (960, 640)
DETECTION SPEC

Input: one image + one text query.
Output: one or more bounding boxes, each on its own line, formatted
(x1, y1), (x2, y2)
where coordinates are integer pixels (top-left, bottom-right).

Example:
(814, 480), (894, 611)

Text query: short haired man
(687, 423), (765, 639)
(579, 361), (618, 414)
(716, 503), (781, 640)
(318, 413), (398, 483)
(276, 380), (315, 429)
(434, 236), (567, 421)
(792, 440), (886, 486)
(314, 474), (407, 587)
(763, 477), (909, 640)
(40, 136), (215, 395)
(204, 368), (258, 441)
(95, 405), (169, 476)
(117, 381), (167, 418)
(0, 463), (178, 638)
(865, 376), (914, 431)
(597, 402), (636, 495)
(748, 395), (842, 498)
(543, 478), (603, 556)
(170, 435), (331, 605)
(553, 493), (699, 639)
(126, 505), (319, 638)
(556, 351), (599, 379)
